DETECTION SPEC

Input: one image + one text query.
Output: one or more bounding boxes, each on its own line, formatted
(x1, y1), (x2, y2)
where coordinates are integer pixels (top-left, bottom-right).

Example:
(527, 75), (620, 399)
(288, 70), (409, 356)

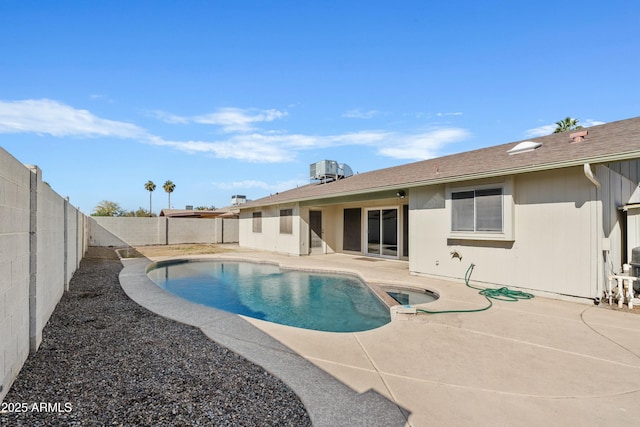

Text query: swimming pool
(146, 260), (391, 332)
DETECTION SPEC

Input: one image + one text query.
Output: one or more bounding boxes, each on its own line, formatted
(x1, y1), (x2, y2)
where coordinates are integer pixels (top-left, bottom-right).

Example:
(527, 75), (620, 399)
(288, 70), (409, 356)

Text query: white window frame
(446, 178), (514, 241)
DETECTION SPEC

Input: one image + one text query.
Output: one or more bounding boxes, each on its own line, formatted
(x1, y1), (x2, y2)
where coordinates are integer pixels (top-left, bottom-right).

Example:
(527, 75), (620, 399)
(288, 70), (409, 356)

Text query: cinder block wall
(167, 218), (220, 244)
(1, 144), (236, 402)
(222, 218), (239, 243)
(65, 205), (86, 290)
(89, 216), (239, 246)
(0, 148), (32, 403)
(0, 149), (88, 403)
(89, 217), (166, 246)
(32, 173), (66, 350)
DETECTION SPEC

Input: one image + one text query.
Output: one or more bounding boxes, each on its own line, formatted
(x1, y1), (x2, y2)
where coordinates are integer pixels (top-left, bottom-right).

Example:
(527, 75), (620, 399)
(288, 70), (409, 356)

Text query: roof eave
(239, 149), (640, 209)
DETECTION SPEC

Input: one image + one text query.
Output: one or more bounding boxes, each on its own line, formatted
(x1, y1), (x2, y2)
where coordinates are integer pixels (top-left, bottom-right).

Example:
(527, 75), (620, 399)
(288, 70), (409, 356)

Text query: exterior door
(366, 208), (398, 258)
(310, 210), (323, 254)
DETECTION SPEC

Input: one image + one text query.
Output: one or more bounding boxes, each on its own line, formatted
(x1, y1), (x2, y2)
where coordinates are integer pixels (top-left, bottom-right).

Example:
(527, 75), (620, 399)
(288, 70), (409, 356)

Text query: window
(252, 212), (262, 233)
(452, 188), (503, 232)
(279, 209), (293, 234)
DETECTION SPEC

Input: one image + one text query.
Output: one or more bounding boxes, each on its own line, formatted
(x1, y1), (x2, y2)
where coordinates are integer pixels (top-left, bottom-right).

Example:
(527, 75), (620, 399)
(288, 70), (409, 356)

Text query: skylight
(507, 141), (543, 155)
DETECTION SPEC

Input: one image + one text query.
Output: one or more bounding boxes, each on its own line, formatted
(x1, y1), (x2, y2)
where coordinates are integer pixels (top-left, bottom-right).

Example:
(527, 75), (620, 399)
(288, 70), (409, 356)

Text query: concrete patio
(119, 250), (640, 426)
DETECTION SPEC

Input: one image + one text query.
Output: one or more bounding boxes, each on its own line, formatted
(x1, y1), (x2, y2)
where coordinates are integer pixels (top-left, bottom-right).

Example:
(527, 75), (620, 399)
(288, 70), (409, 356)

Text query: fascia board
(239, 150), (640, 210)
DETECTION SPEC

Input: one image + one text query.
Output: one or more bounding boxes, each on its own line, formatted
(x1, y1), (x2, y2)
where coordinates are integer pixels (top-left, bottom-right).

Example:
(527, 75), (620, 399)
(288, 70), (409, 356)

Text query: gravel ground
(1, 247), (311, 426)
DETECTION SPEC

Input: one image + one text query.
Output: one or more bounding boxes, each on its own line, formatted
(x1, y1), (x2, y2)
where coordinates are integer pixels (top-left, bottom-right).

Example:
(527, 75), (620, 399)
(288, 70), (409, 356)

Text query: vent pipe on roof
(570, 130), (588, 143)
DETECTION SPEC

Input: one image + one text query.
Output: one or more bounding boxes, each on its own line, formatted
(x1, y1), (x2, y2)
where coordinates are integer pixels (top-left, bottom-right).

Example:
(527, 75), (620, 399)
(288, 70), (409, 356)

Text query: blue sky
(1, 0), (638, 214)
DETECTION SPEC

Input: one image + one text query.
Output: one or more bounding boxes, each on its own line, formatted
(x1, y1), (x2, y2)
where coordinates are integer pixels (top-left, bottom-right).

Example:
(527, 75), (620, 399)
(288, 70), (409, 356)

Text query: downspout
(584, 163), (603, 303)
(583, 163), (601, 189)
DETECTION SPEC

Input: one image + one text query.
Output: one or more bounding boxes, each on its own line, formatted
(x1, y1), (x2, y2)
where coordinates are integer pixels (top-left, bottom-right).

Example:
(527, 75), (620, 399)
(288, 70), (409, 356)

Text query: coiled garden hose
(416, 263), (534, 314)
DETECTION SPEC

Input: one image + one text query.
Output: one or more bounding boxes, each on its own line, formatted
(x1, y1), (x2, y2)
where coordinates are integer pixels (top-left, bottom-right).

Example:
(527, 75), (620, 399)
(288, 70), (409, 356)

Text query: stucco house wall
(238, 161), (640, 301)
(241, 197), (411, 256)
(238, 118), (640, 302)
(239, 204), (302, 255)
(598, 160), (640, 267)
(409, 167), (598, 298)
(313, 198), (407, 256)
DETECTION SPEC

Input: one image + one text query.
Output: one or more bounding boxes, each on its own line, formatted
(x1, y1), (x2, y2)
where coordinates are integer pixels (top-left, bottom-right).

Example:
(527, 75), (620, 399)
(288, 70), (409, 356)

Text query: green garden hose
(416, 263), (534, 314)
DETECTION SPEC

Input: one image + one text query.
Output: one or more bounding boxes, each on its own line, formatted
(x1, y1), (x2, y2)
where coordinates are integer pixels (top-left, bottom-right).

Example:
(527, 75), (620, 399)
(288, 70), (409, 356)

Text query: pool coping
(144, 254), (440, 332)
(120, 249), (640, 427)
(119, 255), (410, 427)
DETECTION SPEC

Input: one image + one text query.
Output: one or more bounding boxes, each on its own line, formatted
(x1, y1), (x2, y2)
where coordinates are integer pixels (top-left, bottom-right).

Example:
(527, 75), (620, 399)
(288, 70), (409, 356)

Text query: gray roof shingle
(242, 117), (640, 208)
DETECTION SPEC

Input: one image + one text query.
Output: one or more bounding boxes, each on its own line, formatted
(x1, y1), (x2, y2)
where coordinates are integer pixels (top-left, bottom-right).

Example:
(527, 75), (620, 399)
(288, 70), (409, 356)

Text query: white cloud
(582, 119), (606, 127)
(146, 106), (467, 162)
(153, 107), (288, 132)
(524, 124), (556, 137)
(436, 112), (463, 117)
(148, 110), (190, 124)
(194, 107), (286, 132)
(0, 98), (470, 164)
(378, 128), (471, 160)
(524, 118), (606, 138)
(145, 130), (397, 163)
(0, 99), (147, 138)
(342, 109), (381, 119)
(145, 135), (293, 163)
(148, 131), (400, 163)
(89, 94), (114, 103)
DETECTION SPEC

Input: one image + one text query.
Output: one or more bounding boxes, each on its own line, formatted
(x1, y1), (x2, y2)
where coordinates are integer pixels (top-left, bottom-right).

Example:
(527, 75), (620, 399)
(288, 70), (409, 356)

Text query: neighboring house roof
(160, 209), (220, 218)
(241, 117), (640, 209)
(214, 206), (240, 218)
(160, 207), (240, 218)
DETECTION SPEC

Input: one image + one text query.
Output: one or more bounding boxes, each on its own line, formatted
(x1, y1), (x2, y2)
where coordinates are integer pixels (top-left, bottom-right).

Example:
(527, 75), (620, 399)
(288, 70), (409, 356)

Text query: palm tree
(144, 180), (156, 217)
(554, 117), (583, 133)
(163, 180), (176, 209)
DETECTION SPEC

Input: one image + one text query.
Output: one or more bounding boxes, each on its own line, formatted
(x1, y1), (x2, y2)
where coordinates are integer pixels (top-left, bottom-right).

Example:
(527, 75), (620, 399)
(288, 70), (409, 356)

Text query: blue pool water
(146, 260), (391, 332)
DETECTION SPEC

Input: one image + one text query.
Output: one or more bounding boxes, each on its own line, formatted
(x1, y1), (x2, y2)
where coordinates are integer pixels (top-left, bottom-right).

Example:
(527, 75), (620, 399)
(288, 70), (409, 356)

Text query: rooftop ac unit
(310, 160), (339, 181)
(310, 160), (353, 182)
(338, 163), (353, 179)
(231, 195), (247, 205)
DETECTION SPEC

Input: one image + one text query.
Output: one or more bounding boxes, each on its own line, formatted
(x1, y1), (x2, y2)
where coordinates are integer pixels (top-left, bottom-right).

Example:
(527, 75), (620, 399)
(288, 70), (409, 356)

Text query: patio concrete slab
(240, 318), (378, 371)
(119, 250), (640, 426)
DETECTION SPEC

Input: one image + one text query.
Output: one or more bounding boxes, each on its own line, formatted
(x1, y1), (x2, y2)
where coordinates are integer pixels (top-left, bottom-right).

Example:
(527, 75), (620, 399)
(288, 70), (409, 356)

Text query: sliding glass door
(366, 208), (398, 258)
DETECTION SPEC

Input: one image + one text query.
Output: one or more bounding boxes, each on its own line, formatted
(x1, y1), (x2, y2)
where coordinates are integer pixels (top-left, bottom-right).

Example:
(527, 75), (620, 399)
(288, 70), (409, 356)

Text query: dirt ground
(597, 298), (640, 315)
(3, 246), (310, 426)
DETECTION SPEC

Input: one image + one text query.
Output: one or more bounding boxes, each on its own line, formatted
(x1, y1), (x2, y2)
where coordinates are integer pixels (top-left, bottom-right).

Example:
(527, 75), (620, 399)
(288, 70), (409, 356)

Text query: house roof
(241, 117), (640, 209)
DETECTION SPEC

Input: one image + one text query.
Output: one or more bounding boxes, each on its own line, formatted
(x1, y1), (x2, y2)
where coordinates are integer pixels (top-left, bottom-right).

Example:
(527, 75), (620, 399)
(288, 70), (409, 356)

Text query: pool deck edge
(119, 257), (410, 427)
